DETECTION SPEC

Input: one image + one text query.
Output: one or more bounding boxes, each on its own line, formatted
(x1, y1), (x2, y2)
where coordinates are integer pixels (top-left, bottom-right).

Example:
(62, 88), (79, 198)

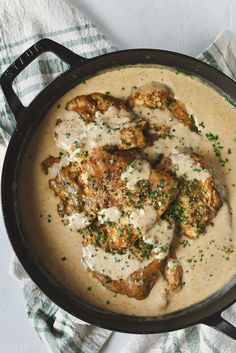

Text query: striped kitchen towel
(0, 0), (236, 352)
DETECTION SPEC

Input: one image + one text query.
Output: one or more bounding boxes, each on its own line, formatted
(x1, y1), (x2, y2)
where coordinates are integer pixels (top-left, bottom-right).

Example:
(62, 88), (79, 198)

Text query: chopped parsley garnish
(180, 239), (190, 248)
(193, 167), (202, 173)
(206, 133), (218, 141)
(168, 201), (185, 222)
(205, 132), (228, 166)
(134, 239), (154, 260)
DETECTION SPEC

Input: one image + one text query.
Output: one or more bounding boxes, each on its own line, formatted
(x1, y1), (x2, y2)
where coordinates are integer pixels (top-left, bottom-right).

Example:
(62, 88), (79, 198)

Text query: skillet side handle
(0, 38), (87, 121)
(204, 314), (236, 340)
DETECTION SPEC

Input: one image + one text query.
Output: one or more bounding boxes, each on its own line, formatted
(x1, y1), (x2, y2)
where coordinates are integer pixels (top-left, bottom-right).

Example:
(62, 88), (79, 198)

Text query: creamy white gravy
(130, 205), (157, 233)
(55, 106), (136, 154)
(144, 220), (174, 260)
(63, 212), (92, 231)
(98, 207), (121, 224)
(82, 244), (152, 280)
(121, 159), (151, 189)
(19, 65), (236, 317)
(170, 152), (209, 182)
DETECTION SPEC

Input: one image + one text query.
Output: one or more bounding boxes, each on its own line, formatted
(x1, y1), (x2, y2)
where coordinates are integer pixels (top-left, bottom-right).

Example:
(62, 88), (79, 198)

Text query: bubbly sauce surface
(19, 65), (236, 316)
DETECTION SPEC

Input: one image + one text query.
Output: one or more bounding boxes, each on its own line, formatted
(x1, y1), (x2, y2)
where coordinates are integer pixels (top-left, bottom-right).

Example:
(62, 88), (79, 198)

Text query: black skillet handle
(204, 313), (236, 340)
(0, 38), (87, 121)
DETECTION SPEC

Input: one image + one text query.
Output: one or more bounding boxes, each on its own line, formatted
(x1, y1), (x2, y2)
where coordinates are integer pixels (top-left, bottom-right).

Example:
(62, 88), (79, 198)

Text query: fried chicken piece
(48, 149), (178, 253)
(119, 125), (146, 150)
(158, 153), (222, 238)
(82, 223), (140, 253)
(128, 82), (173, 110)
(80, 150), (178, 251)
(175, 180), (222, 239)
(128, 82), (197, 131)
(164, 255), (183, 292)
(80, 149), (179, 217)
(60, 93), (147, 151)
(49, 167), (84, 216)
(66, 92), (127, 123)
(88, 259), (162, 300)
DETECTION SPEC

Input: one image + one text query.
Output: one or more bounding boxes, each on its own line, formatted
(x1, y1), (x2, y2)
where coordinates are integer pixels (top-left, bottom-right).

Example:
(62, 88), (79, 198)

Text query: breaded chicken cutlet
(41, 85), (223, 300)
(157, 153), (222, 239)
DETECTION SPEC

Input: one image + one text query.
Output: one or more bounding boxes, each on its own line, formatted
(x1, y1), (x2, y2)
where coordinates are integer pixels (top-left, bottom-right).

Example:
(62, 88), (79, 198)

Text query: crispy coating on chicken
(48, 149), (179, 252)
(66, 92), (128, 123)
(81, 223), (140, 253)
(63, 92), (146, 150)
(164, 255), (183, 292)
(49, 167), (84, 217)
(119, 125), (146, 150)
(88, 259), (162, 300)
(128, 82), (197, 131)
(79, 149), (179, 218)
(128, 83), (173, 109)
(158, 153), (222, 239)
(42, 88), (224, 300)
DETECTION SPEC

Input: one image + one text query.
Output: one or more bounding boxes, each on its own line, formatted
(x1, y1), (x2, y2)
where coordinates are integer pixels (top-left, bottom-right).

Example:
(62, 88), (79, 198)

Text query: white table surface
(1, 0), (236, 352)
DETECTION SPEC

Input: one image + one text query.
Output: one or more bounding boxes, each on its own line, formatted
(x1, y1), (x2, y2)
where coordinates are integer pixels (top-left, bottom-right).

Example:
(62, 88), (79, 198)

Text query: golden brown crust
(128, 86), (173, 110)
(119, 125), (146, 149)
(88, 259), (162, 300)
(43, 88), (224, 300)
(128, 85), (197, 131)
(164, 254), (183, 292)
(66, 92), (127, 123)
(49, 167), (84, 217)
(80, 149), (179, 219)
(158, 153), (222, 239)
(48, 149), (179, 254)
(65, 93), (146, 150)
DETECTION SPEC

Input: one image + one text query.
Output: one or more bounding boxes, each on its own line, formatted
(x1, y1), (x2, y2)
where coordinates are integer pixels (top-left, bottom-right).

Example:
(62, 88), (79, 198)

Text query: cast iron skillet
(1, 38), (236, 339)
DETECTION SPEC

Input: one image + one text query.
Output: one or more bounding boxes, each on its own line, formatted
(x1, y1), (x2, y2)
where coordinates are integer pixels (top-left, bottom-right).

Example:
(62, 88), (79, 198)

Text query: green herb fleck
(206, 133), (218, 141)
